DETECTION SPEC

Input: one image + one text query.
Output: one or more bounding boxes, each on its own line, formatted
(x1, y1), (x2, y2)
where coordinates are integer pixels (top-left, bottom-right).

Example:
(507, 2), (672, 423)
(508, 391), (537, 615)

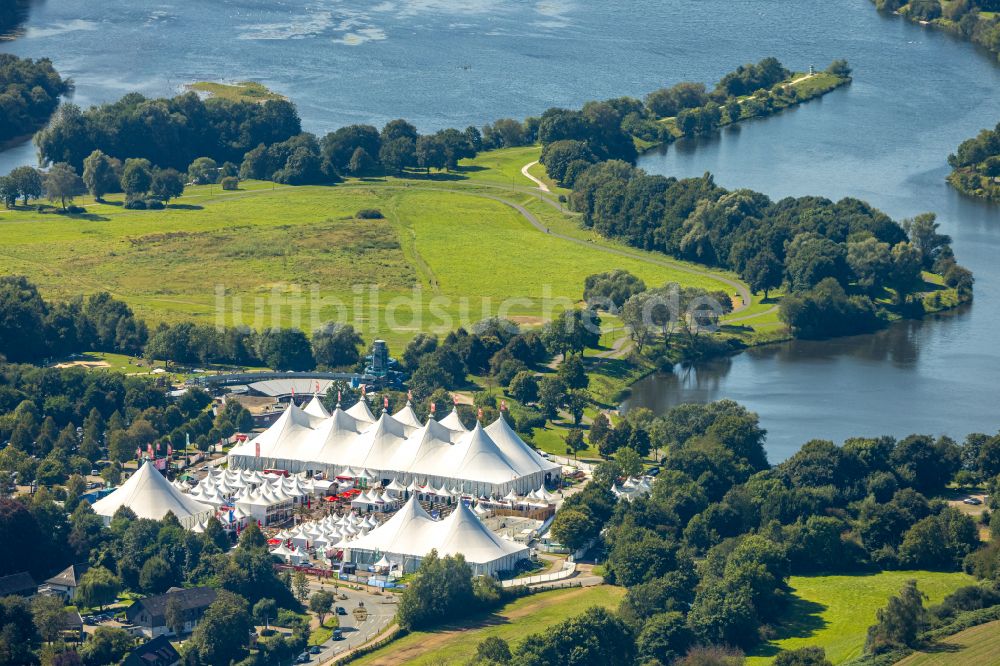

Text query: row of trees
(0, 274), (373, 372)
(0, 155), (187, 210)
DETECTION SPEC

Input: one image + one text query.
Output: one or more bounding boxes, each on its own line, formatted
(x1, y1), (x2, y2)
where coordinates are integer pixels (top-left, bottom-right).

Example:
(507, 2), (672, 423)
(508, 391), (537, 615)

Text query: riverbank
(635, 68), (851, 154)
(948, 167), (1000, 201)
(871, 0), (1000, 61)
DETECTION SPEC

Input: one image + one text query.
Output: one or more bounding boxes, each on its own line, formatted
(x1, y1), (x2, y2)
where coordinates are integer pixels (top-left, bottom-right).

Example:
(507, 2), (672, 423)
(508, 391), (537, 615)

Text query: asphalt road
(302, 580), (397, 665)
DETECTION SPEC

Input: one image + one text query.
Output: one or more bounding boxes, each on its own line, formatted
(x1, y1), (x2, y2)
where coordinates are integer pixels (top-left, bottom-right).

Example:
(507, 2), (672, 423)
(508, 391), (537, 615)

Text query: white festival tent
(340, 495), (529, 576)
(228, 401), (559, 496)
(91, 461), (213, 529)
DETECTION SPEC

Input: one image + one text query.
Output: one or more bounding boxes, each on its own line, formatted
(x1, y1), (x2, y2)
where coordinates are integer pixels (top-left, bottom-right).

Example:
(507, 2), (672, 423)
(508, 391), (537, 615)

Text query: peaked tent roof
(92, 461), (212, 527)
(439, 407), (467, 432)
(346, 399), (376, 423)
(392, 402), (423, 428)
(303, 394), (331, 419)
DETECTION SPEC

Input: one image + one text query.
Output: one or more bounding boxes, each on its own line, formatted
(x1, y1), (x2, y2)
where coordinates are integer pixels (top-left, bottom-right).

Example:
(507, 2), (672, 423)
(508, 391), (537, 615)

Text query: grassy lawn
(353, 585), (625, 666)
(308, 616), (339, 646)
(747, 571), (974, 666)
(895, 619), (1000, 666)
(186, 81), (285, 102)
(0, 148), (748, 351)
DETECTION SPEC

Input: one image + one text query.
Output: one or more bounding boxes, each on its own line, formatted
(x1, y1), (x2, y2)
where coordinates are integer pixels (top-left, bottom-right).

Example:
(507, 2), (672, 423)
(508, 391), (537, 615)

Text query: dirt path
(521, 160), (551, 192)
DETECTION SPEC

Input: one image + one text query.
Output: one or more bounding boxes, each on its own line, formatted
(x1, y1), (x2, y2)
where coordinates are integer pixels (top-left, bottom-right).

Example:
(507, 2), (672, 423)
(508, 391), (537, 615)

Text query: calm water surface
(2, 1), (999, 459)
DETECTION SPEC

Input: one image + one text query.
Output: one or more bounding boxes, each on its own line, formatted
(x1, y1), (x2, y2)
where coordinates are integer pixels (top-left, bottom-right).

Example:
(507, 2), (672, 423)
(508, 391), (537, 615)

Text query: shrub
(144, 198), (165, 210)
(220, 176), (239, 191)
(123, 198), (146, 210)
(356, 208), (384, 219)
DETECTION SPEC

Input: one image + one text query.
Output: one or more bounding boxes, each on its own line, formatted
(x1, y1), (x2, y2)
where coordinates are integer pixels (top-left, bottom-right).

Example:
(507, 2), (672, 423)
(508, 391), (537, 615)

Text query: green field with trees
(748, 571), (973, 664)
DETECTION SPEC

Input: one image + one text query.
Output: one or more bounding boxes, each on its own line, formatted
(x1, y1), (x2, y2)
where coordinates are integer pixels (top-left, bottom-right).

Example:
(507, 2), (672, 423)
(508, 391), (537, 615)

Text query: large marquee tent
(338, 495), (529, 575)
(91, 461), (213, 529)
(227, 398), (560, 496)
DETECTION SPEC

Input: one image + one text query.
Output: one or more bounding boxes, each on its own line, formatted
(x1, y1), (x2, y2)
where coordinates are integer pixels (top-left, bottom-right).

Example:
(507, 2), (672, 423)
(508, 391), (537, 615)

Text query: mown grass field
(353, 585), (625, 666)
(748, 571), (974, 666)
(895, 619), (1000, 666)
(0, 148), (751, 350)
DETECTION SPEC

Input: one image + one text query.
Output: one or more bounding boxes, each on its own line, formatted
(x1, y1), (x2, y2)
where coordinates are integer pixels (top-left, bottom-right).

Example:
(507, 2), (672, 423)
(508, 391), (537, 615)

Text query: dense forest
(0, 0), (28, 34)
(569, 162), (974, 338)
(0, 54), (70, 143)
(946, 120), (1000, 201)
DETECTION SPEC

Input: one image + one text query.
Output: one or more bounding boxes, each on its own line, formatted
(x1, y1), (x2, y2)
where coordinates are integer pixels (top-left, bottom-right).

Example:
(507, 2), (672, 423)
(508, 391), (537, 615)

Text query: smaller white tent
(92, 461), (213, 529)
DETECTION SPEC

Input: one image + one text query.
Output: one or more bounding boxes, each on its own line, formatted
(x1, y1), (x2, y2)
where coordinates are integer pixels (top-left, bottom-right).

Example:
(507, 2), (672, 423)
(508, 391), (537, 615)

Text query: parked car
(333, 628), (343, 641)
(309, 646), (321, 654)
(963, 497), (982, 505)
(336, 606), (346, 615)
(294, 653), (310, 664)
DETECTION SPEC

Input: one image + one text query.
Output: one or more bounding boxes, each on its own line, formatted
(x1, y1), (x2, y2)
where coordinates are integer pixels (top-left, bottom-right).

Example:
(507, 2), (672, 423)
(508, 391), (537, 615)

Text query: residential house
(0, 572), (36, 598)
(40, 563), (89, 601)
(122, 635), (181, 666)
(125, 587), (217, 638)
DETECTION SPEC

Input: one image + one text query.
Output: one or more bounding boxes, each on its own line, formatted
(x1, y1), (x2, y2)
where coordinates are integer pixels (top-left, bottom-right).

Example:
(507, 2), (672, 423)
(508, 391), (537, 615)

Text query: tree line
(17, 56), (851, 208)
(0, 274), (370, 371)
(538, 58), (852, 189)
(568, 162), (973, 339)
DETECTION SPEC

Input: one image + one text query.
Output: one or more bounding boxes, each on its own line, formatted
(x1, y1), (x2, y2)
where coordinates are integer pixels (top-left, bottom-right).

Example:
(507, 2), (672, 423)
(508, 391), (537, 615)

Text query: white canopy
(228, 406), (559, 496)
(342, 496), (528, 575)
(92, 461), (213, 529)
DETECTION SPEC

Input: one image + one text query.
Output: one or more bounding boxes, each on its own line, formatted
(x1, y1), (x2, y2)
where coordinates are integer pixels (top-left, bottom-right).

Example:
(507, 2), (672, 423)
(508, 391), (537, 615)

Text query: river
(2, 1), (999, 461)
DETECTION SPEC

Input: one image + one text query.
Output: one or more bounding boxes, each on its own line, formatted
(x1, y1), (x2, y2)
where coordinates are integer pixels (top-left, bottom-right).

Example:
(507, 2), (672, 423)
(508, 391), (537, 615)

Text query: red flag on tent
(501, 400), (507, 411)
(147, 443), (153, 458)
(453, 394), (458, 405)
(383, 396), (389, 410)
(167, 444), (172, 457)
(255, 441), (260, 458)
(477, 407), (484, 421)
(430, 402), (436, 414)
(315, 381), (320, 393)
(337, 390), (342, 403)
(407, 390), (413, 402)
(361, 384), (366, 396)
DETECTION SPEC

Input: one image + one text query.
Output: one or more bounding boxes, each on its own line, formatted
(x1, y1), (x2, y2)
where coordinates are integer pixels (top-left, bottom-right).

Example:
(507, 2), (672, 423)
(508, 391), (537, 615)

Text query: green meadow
(0, 148), (751, 350)
(352, 585), (626, 666)
(748, 570), (974, 665)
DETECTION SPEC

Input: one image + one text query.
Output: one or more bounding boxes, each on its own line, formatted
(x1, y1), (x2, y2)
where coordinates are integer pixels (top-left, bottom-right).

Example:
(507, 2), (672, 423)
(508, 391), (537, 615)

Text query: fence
(501, 560), (576, 588)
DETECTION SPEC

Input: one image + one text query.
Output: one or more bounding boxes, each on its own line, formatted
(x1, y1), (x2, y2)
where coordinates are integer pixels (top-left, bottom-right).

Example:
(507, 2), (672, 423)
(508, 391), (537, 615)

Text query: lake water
(3, 1), (999, 460)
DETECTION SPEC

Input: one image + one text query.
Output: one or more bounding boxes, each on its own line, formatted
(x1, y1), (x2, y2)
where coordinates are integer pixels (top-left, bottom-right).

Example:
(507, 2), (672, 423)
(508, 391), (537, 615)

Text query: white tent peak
(303, 394), (331, 419)
(92, 461), (212, 529)
(439, 407), (467, 432)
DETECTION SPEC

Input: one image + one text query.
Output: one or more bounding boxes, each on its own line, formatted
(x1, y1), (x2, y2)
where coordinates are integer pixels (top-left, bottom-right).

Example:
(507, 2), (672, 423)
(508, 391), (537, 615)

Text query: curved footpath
(521, 160), (551, 192)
